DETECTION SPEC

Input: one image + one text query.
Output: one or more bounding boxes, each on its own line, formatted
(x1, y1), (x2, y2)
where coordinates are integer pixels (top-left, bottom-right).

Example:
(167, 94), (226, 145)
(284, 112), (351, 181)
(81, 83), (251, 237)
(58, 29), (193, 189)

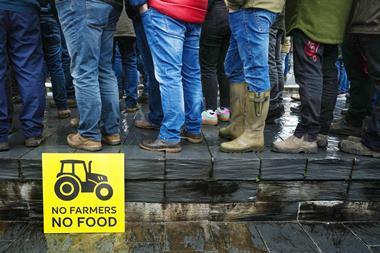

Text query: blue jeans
(40, 14), (68, 110)
(142, 8), (203, 143)
(61, 32), (75, 100)
(0, 10), (46, 142)
(115, 36), (138, 108)
(224, 9), (277, 92)
(133, 17), (163, 126)
(56, 0), (121, 141)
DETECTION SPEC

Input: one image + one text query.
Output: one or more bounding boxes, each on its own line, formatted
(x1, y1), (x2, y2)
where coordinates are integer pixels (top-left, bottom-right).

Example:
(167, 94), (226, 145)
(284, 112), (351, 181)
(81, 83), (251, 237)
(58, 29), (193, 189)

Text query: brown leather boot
(102, 134), (121, 146)
(67, 133), (102, 151)
(220, 91), (270, 153)
(219, 83), (247, 140)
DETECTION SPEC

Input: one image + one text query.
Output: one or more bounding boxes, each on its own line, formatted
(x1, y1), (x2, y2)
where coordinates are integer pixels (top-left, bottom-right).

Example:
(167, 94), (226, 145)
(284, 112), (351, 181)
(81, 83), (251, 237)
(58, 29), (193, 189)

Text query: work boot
(339, 139), (380, 158)
(330, 117), (362, 137)
(102, 134), (121, 146)
(139, 139), (182, 153)
(0, 142), (10, 152)
(272, 135), (318, 154)
(220, 91), (269, 153)
(67, 133), (102, 151)
(67, 98), (77, 108)
(57, 109), (71, 119)
(219, 83), (247, 140)
(25, 136), (44, 148)
(317, 134), (328, 148)
(181, 130), (203, 144)
(134, 117), (159, 130)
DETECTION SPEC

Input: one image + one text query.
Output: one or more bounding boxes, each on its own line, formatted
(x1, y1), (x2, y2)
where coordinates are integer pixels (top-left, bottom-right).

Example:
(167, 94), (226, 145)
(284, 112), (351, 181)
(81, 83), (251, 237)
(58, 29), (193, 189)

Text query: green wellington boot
(219, 83), (247, 140)
(220, 91), (270, 153)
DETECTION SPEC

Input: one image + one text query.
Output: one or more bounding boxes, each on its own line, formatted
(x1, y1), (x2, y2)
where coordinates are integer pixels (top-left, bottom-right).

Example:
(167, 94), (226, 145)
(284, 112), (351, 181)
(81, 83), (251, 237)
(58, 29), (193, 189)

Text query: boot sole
(102, 140), (122, 146)
(271, 146), (318, 154)
(220, 146), (264, 153)
(182, 136), (203, 144)
(139, 143), (182, 153)
(68, 143), (103, 152)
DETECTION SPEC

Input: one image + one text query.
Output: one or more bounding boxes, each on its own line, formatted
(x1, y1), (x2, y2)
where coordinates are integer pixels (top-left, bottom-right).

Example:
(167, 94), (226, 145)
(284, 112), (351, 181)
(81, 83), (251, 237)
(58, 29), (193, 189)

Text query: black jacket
(350, 0), (380, 34)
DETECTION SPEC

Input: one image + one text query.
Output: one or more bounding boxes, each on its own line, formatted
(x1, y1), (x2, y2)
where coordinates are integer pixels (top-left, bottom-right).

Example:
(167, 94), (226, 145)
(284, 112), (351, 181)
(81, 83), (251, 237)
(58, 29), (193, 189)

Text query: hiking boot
(0, 142), (10, 152)
(317, 134), (328, 148)
(216, 107), (230, 122)
(25, 136), (44, 148)
(181, 130), (203, 144)
(330, 118), (362, 137)
(202, 110), (218, 126)
(134, 118), (159, 130)
(272, 135), (318, 154)
(219, 83), (247, 140)
(266, 104), (285, 124)
(67, 98), (77, 108)
(67, 133), (102, 151)
(347, 136), (361, 143)
(339, 139), (380, 158)
(220, 91), (269, 153)
(139, 139), (182, 153)
(57, 109), (71, 119)
(102, 134), (121, 146)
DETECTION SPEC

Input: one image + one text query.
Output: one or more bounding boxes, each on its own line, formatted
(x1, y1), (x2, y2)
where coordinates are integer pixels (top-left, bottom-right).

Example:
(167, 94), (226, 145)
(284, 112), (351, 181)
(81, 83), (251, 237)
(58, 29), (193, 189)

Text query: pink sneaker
(217, 107), (230, 122)
(202, 110), (218, 125)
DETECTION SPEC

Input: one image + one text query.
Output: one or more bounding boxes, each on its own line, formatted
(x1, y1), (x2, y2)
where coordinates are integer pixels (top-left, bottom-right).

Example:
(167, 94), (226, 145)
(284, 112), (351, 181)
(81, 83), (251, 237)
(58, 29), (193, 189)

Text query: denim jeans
(61, 32), (75, 99)
(133, 17), (163, 126)
(115, 36), (138, 108)
(142, 8), (203, 143)
(224, 8), (277, 92)
(0, 10), (45, 142)
(268, 27), (284, 110)
(40, 14), (68, 110)
(56, 0), (121, 141)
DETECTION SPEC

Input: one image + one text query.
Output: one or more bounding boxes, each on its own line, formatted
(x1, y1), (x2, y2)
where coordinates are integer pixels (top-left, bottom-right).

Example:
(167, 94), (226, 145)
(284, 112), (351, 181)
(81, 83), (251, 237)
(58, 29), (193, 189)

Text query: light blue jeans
(225, 8), (277, 92)
(142, 8), (203, 143)
(56, 0), (121, 141)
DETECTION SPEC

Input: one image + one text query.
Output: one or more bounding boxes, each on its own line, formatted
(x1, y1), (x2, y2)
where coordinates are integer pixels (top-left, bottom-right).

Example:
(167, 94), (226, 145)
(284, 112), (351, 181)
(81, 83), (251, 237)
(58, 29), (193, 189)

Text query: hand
(139, 3), (148, 14)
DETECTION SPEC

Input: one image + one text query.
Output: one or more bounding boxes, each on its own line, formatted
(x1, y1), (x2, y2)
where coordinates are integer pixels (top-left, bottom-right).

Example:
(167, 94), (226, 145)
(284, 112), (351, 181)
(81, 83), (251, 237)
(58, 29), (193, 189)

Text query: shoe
(341, 108), (348, 115)
(134, 118), (159, 130)
(67, 133), (102, 151)
(347, 136), (361, 143)
(290, 104), (302, 114)
(266, 104), (285, 124)
(202, 110), (218, 125)
(216, 107), (230, 122)
(272, 135), (318, 154)
(339, 139), (380, 158)
(25, 136), (44, 148)
(330, 118), (362, 137)
(57, 109), (71, 119)
(0, 142), (10, 152)
(291, 94), (300, 101)
(220, 91), (270, 153)
(317, 134), (328, 148)
(139, 139), (182, 153)
(70, 117), (79, 128)
(102, 134), (121, 146)
(123, 106), (139, 113)
(219, 83), (247, 140)
(67, 99), (77, 108)
(181, 130), (203, 144)
(138, 93), (148, 104)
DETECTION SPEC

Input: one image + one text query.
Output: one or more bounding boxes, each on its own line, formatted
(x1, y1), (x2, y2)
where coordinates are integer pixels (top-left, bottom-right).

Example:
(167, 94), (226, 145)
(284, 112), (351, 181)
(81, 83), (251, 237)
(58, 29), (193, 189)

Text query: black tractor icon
(54, 160), (113, 201)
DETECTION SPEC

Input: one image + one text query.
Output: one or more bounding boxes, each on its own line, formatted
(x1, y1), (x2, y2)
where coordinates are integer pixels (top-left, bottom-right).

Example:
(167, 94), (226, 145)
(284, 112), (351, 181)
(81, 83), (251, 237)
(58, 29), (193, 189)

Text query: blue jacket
(0, 0), (40, 13)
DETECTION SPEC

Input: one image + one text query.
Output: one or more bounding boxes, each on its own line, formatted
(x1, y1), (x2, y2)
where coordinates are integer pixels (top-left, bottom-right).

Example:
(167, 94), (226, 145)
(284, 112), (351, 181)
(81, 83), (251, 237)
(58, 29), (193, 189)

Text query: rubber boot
(219, 83), (247, 140)
(220, 91), (270, 153)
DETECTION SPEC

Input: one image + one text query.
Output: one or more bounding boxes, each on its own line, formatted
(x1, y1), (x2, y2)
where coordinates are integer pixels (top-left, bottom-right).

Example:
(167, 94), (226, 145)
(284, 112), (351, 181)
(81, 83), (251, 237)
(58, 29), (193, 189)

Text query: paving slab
(348, 182), (380, 202)
(351, 157), (380, 180)
(345, 223), (380, 246)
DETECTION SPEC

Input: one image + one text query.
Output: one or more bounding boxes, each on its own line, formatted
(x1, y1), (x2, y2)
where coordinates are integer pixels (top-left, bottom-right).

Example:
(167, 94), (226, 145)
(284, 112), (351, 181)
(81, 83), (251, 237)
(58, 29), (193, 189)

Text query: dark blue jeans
(115, 36), (138, 108)
(133, 17), (163, 126)
(225, 9), (277, 92)
(142, 8), (203, 143)
(61, 33), (75, 100)
(40, 14), (68, 110)
(0, 10), (46, 142)
(56, 0), (121, 141)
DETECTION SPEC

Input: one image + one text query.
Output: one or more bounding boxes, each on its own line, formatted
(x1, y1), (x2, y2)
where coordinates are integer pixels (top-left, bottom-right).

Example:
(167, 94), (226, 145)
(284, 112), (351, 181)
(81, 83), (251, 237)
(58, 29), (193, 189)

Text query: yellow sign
(42, 153), (125, 234)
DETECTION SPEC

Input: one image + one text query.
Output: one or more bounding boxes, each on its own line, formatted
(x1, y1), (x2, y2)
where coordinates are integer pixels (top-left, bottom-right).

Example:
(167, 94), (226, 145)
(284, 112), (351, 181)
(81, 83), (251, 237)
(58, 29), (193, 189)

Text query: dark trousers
(345, 34), (380, 152)
(269, 28), (284, 111)
(293, 30), (338, 141)
(0, 10), (46, 142)
(200, 8), (230, 111)
(40, 14), (68, 110)
(342, 36), (374, 127)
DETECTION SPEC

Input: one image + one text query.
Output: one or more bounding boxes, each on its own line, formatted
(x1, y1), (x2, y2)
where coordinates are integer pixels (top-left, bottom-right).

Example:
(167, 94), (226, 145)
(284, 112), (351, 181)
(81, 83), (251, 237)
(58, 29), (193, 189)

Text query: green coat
(226, 0), (285, 14)
(286, 0), (353, 44)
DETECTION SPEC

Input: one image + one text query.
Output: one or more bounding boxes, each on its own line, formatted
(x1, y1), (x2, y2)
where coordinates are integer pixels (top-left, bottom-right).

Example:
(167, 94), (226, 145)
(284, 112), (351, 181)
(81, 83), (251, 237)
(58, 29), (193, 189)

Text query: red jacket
(148, 0), (208, 24)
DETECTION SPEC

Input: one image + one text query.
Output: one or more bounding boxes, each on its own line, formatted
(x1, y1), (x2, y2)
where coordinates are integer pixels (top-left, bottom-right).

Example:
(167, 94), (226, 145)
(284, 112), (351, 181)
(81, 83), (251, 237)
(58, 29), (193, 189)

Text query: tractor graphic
(54, 160), (113, 201)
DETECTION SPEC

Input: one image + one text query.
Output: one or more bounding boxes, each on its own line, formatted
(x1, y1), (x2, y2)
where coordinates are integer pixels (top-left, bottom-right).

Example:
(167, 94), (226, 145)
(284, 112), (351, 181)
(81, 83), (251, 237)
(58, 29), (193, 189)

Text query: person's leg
(268, 28), (279, 108)
(40, 14), (69, 114)
(8, 11), (46, 144)
(319, 45), (339, 135)
(0, 11), (9, 146)
(217, 33), (231, 109)
(98, 14), (121, 141)
(182, 24), (203, 139)
(118, 36), (138, 110)
(60, 29), (75, 101)
(133, 18), (163, 127)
